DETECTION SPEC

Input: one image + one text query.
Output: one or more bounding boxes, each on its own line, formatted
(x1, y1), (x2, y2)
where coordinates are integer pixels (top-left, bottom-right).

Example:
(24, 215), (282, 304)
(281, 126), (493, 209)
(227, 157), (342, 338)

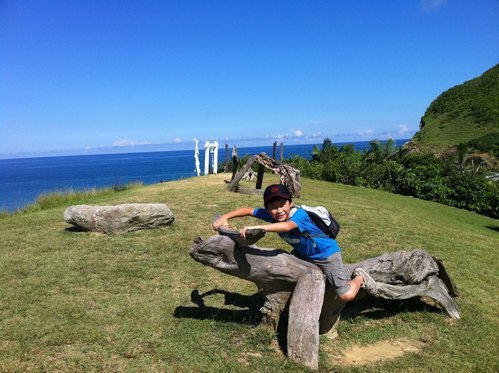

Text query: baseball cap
(263, 184), (292, 205)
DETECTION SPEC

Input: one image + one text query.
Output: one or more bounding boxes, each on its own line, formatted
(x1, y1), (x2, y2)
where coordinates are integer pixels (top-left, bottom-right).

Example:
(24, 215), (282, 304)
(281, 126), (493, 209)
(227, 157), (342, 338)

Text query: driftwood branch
(253, 153), (301, 198)
(190, 233), (460, 370)
(225, 153), (301, 198)
(287, 270), (325, 369)
(226, 155), (258, 193)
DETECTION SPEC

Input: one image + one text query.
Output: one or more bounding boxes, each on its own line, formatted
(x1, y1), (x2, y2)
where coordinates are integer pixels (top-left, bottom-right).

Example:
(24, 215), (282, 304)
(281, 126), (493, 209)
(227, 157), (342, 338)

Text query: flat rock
(64, 203), (174, 234)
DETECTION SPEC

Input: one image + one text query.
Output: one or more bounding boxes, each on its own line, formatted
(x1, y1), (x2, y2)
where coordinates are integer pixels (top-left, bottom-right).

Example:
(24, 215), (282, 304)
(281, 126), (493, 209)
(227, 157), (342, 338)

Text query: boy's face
(266, 197), (293, 222)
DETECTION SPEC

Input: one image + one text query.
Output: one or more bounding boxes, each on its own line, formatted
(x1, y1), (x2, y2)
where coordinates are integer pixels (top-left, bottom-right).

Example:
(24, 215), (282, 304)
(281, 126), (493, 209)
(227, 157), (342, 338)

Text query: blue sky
(1, 0), (498, 157)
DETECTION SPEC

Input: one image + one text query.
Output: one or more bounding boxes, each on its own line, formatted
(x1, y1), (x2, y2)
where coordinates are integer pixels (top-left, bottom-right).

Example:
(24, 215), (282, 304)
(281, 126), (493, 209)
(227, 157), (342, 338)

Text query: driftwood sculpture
(190, 230), (460, 370)
(226, 153), (301, 198)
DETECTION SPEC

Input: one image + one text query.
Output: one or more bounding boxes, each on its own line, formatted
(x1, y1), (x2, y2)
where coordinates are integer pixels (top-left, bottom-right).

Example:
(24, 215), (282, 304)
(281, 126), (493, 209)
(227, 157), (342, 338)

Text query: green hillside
(408, 64), (499, 156)
(1, 175), (498, 371)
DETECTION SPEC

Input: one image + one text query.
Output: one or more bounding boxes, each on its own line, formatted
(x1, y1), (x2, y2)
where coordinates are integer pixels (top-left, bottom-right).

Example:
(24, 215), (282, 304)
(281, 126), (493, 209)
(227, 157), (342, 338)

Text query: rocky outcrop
(64, 203), (174, 234)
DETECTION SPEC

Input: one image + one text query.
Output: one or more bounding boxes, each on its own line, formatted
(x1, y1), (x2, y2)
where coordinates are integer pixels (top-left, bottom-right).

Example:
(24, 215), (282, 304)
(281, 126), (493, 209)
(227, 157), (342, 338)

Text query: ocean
(0, 140), (408, 211)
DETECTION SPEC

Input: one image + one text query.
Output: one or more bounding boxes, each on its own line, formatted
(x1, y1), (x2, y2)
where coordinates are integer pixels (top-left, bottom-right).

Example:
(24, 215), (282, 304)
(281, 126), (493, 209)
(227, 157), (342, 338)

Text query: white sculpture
(204, 141), (219, 175)
(194, 140), (201, 176)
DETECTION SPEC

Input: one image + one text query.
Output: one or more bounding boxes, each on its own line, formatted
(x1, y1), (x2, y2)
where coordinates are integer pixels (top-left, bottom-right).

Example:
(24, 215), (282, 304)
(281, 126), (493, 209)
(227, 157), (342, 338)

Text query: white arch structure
(204, 141), (219, 175)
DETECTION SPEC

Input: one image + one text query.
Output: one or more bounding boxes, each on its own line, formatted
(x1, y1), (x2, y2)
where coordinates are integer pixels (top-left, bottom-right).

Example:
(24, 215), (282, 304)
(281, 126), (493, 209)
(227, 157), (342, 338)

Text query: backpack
(295, 205), (340, 239)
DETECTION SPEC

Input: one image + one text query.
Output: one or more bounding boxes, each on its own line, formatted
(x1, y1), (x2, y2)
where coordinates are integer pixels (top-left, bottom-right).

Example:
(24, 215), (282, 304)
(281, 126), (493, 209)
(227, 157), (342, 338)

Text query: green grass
(16, 182), (143, 214)
(0, 174), (498, 372)
(411, 64), (499, 155)
(414, 115), (489, 153)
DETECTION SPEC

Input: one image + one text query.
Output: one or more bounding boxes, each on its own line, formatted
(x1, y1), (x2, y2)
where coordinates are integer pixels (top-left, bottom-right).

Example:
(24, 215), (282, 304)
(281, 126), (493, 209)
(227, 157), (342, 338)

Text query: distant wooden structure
(226, 153), (301, 198)
(230, 145), (238, 181)
(272, 141), (284, 163)
(223, 144), (228, 172)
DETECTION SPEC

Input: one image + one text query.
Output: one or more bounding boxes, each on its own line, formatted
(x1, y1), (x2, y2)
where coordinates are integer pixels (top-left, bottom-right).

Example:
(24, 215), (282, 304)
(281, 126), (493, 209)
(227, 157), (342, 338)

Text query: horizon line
(0, 137), (411, 160)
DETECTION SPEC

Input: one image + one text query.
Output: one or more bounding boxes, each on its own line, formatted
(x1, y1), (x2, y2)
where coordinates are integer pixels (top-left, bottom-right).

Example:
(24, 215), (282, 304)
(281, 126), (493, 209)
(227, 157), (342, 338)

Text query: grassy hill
(1, 175), (498, 372)
(408, 64), (499, 157)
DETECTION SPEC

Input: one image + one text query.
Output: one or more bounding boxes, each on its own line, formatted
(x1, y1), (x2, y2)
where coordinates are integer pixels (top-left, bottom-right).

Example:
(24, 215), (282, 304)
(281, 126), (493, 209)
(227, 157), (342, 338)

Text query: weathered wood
(287, 271), (325, 370)
(373, 275), (461, 320)
(242, 168), (257, 181)
(255, 163), (265, 189)
(346, 250), (461, 319)
(347, 249), (440, 284)
(190, 234), (460, 325)
(254, 153), (301, 198)
(224, 143), (229, 173)
(190, 234), (319, 328)
(190, 232), (460, 369)
(226, 155), (258, 192)
(237, 188), (264, 196)
(319, 287), (344, 335)
(225, 153), (301, 198)
(230, 146), (238, 181)
(190, 233), (460, 369)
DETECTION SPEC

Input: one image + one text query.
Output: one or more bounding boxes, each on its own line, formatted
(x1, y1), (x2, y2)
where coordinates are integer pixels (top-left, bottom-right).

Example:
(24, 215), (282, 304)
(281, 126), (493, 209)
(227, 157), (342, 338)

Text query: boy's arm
(212, 207), (255, 230)
(241, 220), (298, 238)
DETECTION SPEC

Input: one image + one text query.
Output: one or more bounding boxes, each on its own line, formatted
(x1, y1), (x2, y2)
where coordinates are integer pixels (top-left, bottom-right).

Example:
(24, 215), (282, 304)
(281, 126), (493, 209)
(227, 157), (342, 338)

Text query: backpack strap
(290, 207), (333, 254)
(295, 206), (333, 239)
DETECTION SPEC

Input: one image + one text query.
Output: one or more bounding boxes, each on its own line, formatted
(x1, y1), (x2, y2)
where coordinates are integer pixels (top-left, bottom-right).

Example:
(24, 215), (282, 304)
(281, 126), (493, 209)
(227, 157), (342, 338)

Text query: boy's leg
(292, 251), (367, 302)
(342, 276), (363, 302)
(310, 253), (354, 301)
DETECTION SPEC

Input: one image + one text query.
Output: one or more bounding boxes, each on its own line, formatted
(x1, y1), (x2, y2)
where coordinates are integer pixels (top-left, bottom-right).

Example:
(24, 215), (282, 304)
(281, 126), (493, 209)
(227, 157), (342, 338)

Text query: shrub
(445, 174), (499, 218)
(287, 140), (498, 218)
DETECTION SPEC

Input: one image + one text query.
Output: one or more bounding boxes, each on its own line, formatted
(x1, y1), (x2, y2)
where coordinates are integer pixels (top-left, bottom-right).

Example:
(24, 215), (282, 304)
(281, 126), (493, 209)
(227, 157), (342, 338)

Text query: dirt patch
(334, 338), (426, 366)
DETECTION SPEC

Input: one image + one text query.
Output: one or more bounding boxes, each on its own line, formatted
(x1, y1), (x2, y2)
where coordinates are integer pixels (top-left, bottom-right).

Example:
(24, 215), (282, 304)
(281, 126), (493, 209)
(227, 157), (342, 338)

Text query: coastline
(1, 140), (409, 212)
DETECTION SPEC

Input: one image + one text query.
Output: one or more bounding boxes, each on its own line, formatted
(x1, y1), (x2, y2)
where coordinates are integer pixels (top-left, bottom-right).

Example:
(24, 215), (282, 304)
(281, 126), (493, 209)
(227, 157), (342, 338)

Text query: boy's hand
(212, 215), (229, 231)
(240, 226), (260, 238)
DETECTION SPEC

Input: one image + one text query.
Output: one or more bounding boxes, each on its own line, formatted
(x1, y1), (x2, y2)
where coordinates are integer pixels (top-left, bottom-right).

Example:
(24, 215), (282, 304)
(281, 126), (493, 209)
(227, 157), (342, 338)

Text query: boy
(212, 184), (375, 302)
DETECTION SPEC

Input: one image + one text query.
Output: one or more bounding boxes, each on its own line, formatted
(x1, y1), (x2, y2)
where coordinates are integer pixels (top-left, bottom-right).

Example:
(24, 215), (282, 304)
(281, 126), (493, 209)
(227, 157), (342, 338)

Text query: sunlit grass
(0, 174), (497, 371)
(4, 182), (143, 215)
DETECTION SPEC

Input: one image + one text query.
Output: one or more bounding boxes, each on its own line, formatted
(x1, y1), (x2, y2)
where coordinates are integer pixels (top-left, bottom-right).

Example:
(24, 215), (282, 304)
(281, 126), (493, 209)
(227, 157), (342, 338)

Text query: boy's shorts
(292, 251), (351, 296)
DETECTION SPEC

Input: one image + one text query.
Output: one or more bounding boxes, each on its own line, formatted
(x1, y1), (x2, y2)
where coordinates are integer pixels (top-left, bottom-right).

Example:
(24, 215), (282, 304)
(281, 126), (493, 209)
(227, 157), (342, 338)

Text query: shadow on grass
(341, 294), (445, 321)
(175, 289), (446, 325)
(173, 289), (446, 357)
(65, 226), (89, 233)
(173, 289), (265, 326)
(487, 225), (499, 233)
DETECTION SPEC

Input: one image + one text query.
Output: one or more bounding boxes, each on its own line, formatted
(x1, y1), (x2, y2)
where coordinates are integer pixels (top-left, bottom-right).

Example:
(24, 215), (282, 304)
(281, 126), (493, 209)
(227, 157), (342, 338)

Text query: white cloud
(398, 124), (411, 136)
(267, 129), (304, 140)
(112, 139), (155, 147)
(113, 139), (135, 147)
(173, 137), (182, 143)
(359, 129), (374, 139)
(419, 0), (447, 12)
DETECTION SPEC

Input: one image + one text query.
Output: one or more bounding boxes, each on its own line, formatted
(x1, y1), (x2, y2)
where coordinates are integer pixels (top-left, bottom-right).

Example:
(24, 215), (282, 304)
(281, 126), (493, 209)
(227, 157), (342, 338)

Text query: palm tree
(365, 138), (396, 164)
(312, 138), (335, 161)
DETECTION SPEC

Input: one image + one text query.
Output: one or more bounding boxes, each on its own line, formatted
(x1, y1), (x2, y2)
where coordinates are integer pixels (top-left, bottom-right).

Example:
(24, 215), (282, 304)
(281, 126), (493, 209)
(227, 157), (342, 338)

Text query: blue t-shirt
(253, 207), (340, 260)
